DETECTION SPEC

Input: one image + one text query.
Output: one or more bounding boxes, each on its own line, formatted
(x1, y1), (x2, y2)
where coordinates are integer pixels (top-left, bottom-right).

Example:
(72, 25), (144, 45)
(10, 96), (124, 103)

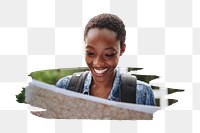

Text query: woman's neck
(90, 70), (116, 98)
(92, 70), (116, 88)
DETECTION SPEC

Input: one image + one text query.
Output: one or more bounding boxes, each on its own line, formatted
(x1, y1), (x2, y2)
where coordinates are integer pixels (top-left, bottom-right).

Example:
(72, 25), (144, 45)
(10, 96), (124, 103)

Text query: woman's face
(85, 28), (125, 83)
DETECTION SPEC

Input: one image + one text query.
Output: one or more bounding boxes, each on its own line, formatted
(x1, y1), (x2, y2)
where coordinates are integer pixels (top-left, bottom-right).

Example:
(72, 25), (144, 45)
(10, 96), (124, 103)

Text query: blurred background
(16, 67), (183, 107)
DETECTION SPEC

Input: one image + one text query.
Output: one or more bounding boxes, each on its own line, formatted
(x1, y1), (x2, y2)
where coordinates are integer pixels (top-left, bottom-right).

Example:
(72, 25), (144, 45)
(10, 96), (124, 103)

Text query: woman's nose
(93, 56), (105, 67)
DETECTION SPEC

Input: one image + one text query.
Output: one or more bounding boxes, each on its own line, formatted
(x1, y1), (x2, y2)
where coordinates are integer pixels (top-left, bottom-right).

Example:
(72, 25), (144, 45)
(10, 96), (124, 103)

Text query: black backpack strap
(68, 71), (89, 93)
(120, 73), (137, 103)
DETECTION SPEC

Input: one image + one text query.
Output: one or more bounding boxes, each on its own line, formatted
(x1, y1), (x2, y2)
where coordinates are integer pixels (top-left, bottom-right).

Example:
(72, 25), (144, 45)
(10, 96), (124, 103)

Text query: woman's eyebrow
(85, 46), (94, 49)
(105, 47), (116, 51)
(85, 46), (117, 51)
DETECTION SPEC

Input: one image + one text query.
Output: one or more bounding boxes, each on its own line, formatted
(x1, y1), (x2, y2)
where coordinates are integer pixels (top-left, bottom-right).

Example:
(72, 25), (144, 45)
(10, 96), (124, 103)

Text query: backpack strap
(68, 71), (89, 93)
(120, 73), (137, 103)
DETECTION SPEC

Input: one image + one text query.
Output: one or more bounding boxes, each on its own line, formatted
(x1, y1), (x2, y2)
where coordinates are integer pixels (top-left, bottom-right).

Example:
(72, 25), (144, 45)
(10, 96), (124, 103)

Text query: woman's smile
(93, 68), (108, 75)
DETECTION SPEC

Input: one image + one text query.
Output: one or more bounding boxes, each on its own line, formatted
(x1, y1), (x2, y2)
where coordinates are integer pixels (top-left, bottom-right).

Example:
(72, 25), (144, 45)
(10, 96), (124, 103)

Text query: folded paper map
(25, 80), (160, 120)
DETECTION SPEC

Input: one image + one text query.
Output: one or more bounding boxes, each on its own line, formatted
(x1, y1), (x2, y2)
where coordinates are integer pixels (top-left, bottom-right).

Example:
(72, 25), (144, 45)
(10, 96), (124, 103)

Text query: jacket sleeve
(136, 80), (156, 106)
(145, 85), (156, 106)
(55, 75), (72, 90)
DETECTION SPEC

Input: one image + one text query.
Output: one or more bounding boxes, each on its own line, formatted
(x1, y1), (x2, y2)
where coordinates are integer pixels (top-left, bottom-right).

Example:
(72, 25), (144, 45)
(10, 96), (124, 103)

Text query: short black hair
(84, 13), (126, 47)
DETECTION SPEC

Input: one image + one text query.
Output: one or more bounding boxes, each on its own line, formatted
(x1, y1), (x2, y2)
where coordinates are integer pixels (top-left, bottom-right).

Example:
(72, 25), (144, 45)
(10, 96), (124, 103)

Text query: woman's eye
(86, 52), (95, 56)
(105, 53), (116, 58)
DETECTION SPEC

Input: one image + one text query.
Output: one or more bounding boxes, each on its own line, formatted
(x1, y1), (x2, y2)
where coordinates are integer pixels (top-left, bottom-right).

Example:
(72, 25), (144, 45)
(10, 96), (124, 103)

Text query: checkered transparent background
(0, 0), (200, 133)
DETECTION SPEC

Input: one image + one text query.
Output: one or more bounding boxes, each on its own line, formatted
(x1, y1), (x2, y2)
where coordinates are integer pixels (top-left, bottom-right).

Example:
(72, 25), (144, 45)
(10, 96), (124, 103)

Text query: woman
(56, 13), (156, 106)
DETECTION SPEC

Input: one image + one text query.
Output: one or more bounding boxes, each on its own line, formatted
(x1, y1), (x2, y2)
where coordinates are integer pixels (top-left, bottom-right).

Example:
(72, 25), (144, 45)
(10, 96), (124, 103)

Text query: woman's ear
(120, 43), (126, 56)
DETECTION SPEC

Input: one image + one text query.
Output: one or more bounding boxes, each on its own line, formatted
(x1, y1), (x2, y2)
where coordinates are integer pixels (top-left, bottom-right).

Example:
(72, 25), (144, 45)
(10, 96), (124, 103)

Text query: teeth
(94, 68), (107, 74)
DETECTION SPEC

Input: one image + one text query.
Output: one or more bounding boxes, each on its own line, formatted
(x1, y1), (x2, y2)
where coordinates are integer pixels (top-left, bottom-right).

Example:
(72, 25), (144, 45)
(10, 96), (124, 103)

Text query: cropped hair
(84, 13), (126, 47)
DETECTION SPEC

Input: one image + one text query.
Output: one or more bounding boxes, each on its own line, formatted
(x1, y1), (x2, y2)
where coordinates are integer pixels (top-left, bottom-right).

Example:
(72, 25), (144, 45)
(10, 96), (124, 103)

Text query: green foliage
(29, 67), (89, 84)
(128, 67), (143, 71)
(16, 88), (26, 103)
(168, 88), (184, 94)
(132, 74), (159, 83)
(167, 88), (184, 106)
(151, 86), (160, 90)
(168, 99), (178, 105)
(128, 67), (159, 83)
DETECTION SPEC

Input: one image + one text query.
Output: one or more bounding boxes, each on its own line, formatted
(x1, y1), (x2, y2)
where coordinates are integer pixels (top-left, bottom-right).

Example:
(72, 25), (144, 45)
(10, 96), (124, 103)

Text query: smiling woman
(85, 28), (122, 98)
(56, 13), (156, 106)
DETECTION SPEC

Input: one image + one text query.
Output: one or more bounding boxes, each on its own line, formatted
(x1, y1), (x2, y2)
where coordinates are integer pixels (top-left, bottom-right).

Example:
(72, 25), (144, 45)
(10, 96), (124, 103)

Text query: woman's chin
(91, 71), (107, 82)
(90, 68), (115, 83)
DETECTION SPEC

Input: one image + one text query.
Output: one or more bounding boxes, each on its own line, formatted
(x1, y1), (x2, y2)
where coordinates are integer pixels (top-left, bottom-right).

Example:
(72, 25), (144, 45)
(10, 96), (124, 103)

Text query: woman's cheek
(85, 56), (91, 64)
(107, 58), (119, 67)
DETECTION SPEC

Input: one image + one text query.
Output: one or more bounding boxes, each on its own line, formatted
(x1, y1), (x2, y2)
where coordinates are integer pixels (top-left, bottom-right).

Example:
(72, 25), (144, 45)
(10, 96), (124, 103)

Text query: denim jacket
(56, 68), (156, 106)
